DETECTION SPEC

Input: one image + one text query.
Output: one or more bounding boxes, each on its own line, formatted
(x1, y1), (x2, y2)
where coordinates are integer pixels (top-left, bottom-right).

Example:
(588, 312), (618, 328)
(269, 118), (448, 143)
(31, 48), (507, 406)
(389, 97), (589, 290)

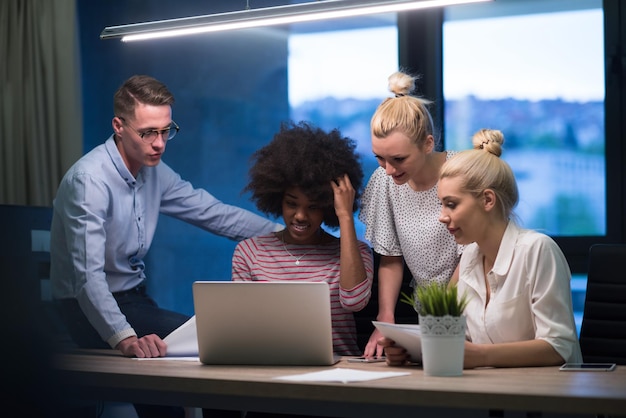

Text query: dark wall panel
(78, 0), (289, 315)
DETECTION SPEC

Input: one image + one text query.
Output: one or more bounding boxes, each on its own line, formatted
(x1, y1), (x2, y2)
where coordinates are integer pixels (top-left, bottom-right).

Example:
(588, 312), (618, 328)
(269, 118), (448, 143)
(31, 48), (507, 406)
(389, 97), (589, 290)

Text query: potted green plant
(401, 282), (468, 317)
(401, 282), (469, 376)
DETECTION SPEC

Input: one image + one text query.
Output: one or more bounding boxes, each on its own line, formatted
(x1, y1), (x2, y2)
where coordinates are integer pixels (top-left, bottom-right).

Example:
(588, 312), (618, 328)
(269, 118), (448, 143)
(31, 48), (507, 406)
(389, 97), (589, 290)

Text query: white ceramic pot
(418, 314), (466, 377)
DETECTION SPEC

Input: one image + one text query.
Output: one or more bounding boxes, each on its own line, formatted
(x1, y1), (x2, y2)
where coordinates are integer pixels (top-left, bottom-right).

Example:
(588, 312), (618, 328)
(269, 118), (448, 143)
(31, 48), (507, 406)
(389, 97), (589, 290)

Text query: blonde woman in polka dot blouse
(359, 71), (463, 357)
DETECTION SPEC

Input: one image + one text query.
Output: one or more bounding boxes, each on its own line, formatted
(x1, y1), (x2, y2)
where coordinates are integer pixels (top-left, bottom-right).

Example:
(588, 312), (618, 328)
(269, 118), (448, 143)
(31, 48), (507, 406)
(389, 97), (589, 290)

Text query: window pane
(443, 1), (605, 237)
(288, 20), (399, 239)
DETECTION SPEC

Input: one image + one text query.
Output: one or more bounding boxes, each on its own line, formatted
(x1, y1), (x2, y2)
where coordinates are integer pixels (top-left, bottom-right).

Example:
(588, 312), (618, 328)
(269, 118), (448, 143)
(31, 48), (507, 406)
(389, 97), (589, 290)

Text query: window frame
(398, 0), (625, 273)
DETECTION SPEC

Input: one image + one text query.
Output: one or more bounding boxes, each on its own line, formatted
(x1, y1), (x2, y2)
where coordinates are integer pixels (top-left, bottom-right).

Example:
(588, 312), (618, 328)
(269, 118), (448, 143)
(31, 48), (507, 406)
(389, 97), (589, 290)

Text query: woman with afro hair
(232, 121), (374, 356)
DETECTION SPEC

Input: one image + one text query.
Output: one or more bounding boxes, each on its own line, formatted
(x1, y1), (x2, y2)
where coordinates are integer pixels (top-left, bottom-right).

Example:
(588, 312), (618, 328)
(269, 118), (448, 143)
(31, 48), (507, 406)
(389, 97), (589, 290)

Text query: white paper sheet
(163, 315), (198, 356)
(129, 316), (199, 361)
(274, 368), (410, 383)
(372, 321), (422, 362)
(133, 356), (200, 361)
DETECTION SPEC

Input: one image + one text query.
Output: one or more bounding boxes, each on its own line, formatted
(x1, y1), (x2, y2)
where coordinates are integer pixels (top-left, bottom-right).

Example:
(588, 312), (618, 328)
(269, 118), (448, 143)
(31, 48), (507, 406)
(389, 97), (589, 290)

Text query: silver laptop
(192, 281), (340, 366)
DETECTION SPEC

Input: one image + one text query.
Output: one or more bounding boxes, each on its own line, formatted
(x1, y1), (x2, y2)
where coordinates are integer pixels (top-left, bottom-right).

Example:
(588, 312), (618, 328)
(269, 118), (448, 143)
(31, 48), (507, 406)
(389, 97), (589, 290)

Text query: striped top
(232, 233), (374, 355)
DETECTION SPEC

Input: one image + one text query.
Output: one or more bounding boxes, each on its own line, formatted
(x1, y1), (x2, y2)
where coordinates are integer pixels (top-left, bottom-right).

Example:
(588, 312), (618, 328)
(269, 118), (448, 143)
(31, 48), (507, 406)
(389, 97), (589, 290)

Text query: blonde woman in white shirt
(381, 129), (582, 368)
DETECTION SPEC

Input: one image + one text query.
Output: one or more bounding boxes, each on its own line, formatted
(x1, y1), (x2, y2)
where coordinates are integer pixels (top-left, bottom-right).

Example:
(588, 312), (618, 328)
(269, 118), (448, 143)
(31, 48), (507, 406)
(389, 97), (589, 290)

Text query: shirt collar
(104, 135), (139, 187)
(491, 220), (521, 276)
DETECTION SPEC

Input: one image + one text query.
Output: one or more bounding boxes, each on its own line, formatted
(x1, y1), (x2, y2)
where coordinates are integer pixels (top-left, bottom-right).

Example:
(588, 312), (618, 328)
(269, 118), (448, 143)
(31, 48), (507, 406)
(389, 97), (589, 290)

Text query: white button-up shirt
(457, 221), (582, 363)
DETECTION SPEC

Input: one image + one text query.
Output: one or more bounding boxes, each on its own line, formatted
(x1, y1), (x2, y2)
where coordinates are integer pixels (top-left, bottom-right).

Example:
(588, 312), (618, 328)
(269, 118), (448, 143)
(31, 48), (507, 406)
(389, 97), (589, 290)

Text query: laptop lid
(192, 281), (339, 366)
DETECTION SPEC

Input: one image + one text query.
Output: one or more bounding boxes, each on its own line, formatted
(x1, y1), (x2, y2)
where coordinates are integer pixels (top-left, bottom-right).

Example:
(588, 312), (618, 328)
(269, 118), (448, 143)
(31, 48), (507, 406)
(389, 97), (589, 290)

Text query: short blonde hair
(440, 129), (519, 221)
(370, 71), (434, 149)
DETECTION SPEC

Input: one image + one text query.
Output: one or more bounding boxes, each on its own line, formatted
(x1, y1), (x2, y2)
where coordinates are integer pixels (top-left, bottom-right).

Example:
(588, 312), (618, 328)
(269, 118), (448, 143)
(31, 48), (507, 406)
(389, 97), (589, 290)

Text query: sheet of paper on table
(274, 368), (410, 383)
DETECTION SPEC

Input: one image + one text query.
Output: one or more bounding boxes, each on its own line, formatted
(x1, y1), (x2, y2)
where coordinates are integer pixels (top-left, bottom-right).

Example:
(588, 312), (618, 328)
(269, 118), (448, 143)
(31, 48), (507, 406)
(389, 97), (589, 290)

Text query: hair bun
(388, 71), (416, 97)
(472, 128), (504, 157)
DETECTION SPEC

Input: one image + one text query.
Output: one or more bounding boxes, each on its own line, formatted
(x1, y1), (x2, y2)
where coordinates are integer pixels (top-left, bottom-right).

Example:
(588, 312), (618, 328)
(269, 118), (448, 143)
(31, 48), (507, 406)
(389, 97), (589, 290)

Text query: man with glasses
(50, 74), (280, 417)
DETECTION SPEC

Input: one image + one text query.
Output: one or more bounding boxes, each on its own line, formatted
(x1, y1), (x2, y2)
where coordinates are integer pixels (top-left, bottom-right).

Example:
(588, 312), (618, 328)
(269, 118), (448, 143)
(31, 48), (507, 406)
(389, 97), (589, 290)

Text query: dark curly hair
(244, 121), (364, 229)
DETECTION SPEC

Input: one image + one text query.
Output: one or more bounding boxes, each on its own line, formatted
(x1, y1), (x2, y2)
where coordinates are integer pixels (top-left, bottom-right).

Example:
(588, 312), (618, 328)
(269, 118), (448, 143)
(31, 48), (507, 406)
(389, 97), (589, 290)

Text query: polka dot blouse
(358, 151), (463, 288)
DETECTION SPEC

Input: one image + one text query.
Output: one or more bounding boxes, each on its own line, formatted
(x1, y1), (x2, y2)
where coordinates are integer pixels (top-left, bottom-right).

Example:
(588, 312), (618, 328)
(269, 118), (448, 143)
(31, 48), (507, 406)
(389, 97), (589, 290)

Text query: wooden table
(53, 350), (626, 417)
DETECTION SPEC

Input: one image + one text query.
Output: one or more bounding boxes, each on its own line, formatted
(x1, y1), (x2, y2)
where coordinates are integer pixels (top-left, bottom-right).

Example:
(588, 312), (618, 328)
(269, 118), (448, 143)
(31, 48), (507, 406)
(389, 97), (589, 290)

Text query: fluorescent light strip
(99, 0), (493, 42)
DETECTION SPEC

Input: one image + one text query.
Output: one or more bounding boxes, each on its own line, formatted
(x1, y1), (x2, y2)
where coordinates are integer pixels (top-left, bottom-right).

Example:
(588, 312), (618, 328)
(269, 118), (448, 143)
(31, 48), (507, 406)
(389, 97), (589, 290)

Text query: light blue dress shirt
(50, 136), (280, 347)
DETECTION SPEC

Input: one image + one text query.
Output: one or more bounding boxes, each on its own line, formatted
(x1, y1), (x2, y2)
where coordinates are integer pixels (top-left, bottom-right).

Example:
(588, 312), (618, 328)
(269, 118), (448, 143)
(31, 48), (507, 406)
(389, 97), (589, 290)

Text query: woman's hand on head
(330, 174), (355, 219)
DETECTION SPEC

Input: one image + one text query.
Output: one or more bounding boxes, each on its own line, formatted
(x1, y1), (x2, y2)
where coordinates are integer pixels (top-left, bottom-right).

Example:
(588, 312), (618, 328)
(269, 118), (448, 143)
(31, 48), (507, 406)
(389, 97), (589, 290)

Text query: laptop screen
(192, 281), (339, 366)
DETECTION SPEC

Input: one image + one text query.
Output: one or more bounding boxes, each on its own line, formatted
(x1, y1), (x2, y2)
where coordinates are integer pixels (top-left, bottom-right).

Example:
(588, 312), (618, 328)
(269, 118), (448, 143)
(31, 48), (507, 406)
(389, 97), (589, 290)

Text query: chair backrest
(0, 204), (53, 304)
(579, 243), (626, 364)
(0, 204), (73, 348)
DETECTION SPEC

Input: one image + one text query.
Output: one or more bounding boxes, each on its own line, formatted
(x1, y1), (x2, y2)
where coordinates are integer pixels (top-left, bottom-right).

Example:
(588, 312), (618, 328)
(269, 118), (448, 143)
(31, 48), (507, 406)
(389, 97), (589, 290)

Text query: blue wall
(78, 0), (289, 315)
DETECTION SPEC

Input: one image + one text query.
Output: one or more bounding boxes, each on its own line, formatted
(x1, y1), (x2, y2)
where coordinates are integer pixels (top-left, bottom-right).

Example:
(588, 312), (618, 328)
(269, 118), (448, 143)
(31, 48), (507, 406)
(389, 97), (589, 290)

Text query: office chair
(0, 204), (75, 347)
(0, 204), (142, 417)
(579, 243), (626, 365)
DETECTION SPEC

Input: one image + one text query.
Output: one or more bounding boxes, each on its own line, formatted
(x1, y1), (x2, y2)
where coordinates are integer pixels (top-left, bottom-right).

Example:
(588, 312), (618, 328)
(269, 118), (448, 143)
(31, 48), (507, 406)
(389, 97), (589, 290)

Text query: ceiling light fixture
(100, 0), (493, 42)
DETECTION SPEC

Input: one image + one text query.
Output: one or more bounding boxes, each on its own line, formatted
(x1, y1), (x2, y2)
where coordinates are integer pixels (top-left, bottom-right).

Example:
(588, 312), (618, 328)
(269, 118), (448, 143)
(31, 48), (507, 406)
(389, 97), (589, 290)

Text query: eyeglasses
(118, 116), (180, 144)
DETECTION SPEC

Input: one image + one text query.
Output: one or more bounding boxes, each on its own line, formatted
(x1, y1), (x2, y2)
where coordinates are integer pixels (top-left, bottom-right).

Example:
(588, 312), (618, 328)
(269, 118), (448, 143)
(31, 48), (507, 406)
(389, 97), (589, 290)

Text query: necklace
(280, 231), (317, 265)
